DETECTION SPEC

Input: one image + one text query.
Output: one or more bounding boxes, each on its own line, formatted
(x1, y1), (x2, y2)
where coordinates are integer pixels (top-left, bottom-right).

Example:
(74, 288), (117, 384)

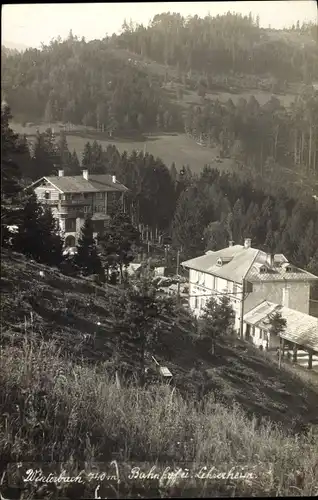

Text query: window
(198, 272), (205, 286)
(65, 218), (76, 232)
(201, 298), (205, 310)
(84, 206), (91, 213)
(44, 191), (50, 200)
(65, 194), (72, 201)
(96, 192), (103, 200)
(194, 296), (199, 309)
(251, 326), (255, 337)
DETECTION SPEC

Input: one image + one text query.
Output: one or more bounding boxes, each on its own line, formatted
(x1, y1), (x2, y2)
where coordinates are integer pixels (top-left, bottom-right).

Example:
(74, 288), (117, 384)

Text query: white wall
(244, 281), (311, 315)
(188, 269), (242, 330)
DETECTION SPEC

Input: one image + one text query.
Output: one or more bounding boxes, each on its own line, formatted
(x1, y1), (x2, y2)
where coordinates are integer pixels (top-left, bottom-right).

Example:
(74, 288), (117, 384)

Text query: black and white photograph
(1, 1), (318, 498)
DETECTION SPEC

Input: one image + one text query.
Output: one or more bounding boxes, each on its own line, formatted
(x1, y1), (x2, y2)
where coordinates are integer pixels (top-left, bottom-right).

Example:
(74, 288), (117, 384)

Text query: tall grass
(1, 337), (318, 498)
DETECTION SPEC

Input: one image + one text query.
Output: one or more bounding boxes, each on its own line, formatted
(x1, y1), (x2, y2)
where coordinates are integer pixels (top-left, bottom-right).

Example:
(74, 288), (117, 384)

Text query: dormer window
(259, 265), (268, 273)
(282, 262), (296, 273)
(216, 256), (232, 267)
(285, 266), (295, 273)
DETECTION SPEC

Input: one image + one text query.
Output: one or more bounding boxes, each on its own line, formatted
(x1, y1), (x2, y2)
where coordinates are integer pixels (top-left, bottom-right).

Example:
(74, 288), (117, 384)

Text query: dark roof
(182, 245), (318, 284)
(30, 174), (128, 193)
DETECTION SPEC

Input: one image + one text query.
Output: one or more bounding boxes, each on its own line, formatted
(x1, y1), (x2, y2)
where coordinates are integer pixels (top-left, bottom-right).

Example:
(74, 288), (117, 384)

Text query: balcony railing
(60, 199), (88, 206)
(41, 199), (59, 205)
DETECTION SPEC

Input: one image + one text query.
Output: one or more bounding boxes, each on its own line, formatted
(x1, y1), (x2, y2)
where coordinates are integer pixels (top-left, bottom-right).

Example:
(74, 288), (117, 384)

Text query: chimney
(82, 169), (88, 180)
(58, 169), (64, 177)
(244, 238), (251, 249)
(229, 240), (234, 247)
(112, 175), (116, 183)
(266, 253), (274, 267)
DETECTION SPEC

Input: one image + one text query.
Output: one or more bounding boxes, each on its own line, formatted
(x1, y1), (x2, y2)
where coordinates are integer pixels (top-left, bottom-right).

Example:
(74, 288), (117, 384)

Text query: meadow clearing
(11, 121), (235, 174)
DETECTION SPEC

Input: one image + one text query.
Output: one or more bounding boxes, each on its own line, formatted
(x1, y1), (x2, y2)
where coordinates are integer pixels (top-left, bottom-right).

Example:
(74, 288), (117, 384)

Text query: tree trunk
(211, 338), (215, 355)
(313, 133), (317, 175)
(309, 124), (313, 172)
(274, 128), (279, 162)
(294, 128), (298, 165)
(301, 129), (305, 165)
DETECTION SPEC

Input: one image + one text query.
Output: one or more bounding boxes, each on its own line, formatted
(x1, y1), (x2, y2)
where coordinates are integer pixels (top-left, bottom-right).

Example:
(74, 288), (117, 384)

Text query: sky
(2, 1), (317, 49)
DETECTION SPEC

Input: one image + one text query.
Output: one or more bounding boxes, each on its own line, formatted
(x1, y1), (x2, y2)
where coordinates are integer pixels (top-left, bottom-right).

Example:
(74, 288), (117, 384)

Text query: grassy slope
(1, 249), (318, 426)
(1, 251), (318, 498)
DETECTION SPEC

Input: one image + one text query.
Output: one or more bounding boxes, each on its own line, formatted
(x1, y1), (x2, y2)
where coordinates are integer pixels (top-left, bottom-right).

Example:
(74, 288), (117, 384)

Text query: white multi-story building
(181, 238), (318, 334)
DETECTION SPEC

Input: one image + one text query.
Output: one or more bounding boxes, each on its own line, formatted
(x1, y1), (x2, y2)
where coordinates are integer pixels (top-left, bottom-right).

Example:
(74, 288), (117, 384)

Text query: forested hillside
(1, 33), (181, 134)
(116, 13), (318, 83)
(184, 91), (318, 178)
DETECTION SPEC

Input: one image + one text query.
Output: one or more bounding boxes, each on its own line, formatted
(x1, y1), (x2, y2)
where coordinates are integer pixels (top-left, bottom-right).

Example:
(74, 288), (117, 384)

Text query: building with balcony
(28, 169), (128, 247)
(181, 238), (318, 335)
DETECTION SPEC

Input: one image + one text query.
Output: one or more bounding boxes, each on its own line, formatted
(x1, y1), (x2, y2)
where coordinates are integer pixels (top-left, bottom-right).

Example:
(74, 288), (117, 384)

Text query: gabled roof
(29, 174), (128, 193)
(244, 300), (318, 353)
(181, 245), (318, 284)
(182, 245), (259, 283)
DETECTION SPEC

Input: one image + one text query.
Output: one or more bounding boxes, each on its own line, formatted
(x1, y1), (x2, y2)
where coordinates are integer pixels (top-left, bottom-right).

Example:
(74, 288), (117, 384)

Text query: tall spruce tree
(13, 193), (63, 266)
(38, 208), (64, 266)
(12, 192), (44, 259)
(74, 217), (102, 275)
(98, 210), (140, 282)
(1, 104), (23, 245)
(199, 296), (235, 354)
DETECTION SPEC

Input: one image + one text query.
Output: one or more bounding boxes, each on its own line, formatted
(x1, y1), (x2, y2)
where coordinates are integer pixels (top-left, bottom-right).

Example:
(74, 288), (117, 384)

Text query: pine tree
(13, 194), (63, 266)
(98, 210), (140, 282)
(111, 271), (174, 385)
(12, 192), (44, 260)
(31, 131), (55, 178)
(38, 208), (64, 266)
(268, 311), (287, 352)
(170, 162), (178, 185)
(172, 186), (206, 256)
(199, 296), (235, 354)
(82, 142), (92, 169)
(74, 217), (102, 275)
(69, 150), (81, 175)
(1, 104), (24, 245)
(1, 104), (22, 200)
(56, 130), (71, 173)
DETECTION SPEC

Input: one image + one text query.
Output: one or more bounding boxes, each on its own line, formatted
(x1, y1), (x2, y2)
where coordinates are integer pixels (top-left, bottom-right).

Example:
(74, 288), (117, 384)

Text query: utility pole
(176, 249), (180, 276)
(239, 278), (245, 339)
(176, 249), (181, 303)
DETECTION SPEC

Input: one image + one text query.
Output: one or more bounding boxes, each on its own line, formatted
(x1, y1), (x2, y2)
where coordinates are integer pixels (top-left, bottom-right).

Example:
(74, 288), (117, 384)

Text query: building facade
(29, 169), (128, 246)
(181, 239), (318, 334)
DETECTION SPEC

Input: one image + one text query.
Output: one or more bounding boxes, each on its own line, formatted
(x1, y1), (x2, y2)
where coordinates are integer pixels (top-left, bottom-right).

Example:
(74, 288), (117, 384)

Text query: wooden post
(164, 245), (168, 268)
(239, 279), (245, 339)
(278, 338), (286, 369)
(308, 349), (313, 370)
(176, 249), (180, 276)
(293, 343), (298, 363)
